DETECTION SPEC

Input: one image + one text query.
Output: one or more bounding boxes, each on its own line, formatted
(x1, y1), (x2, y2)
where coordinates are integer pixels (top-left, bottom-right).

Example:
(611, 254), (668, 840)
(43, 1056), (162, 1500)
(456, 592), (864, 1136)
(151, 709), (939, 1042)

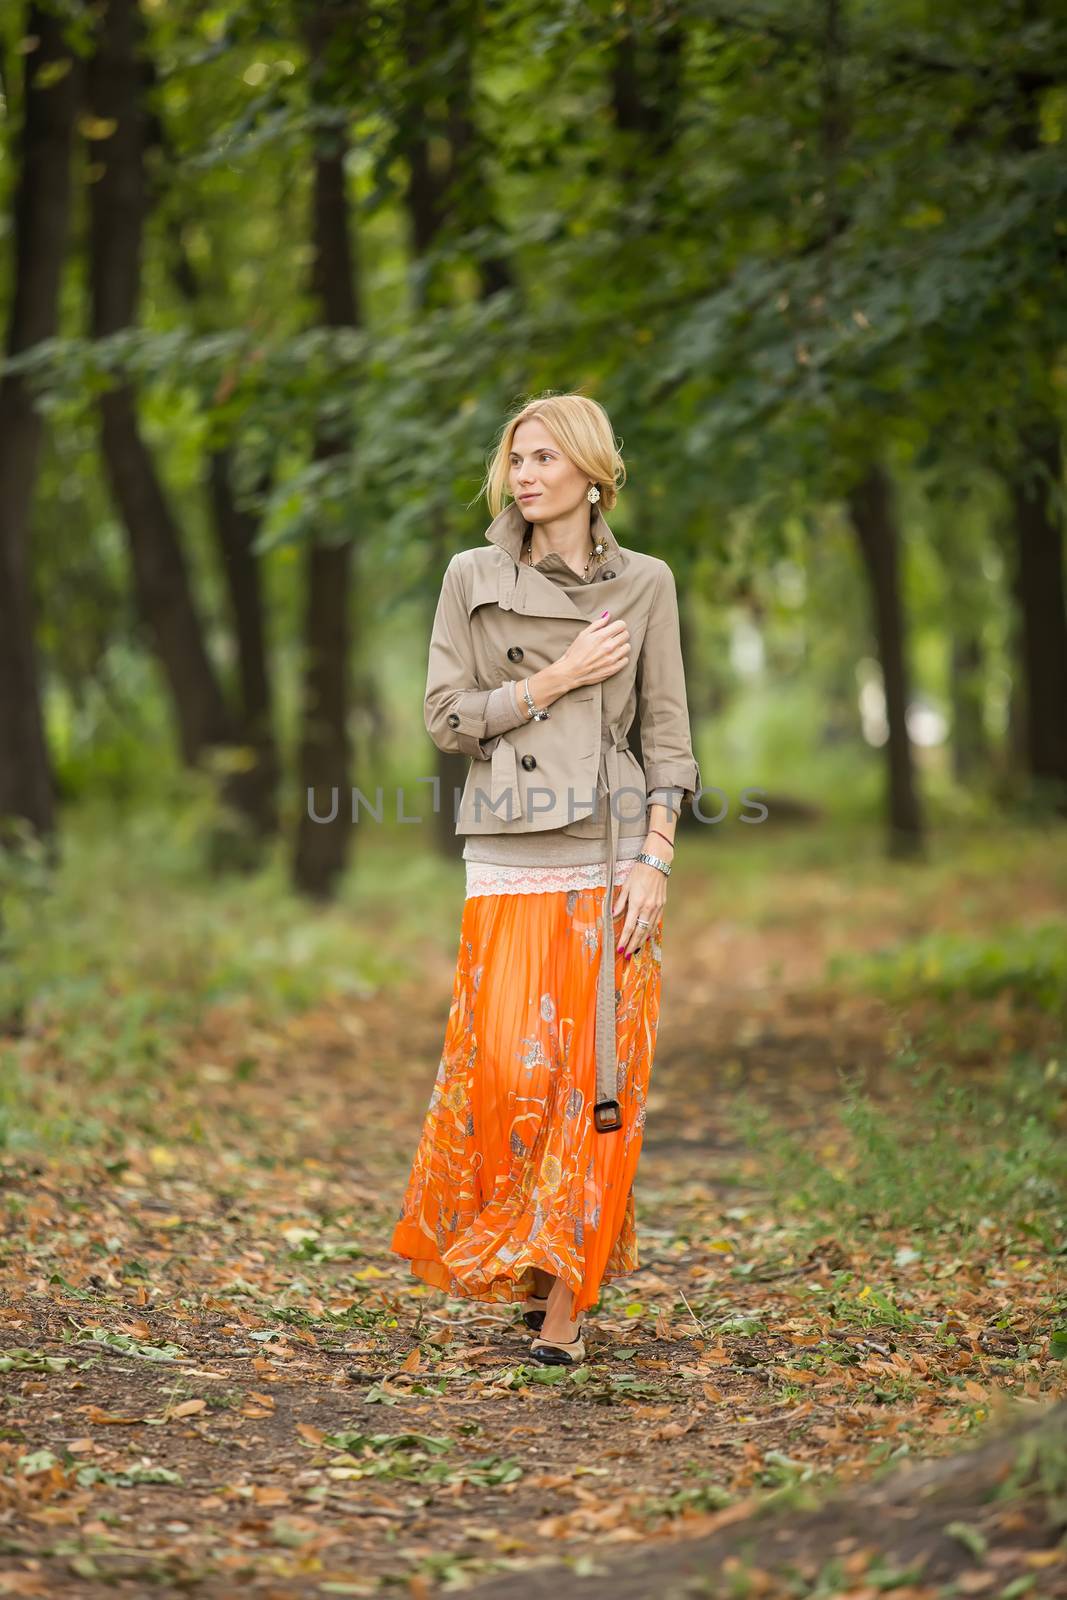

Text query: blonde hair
(481, 391), (626, 517)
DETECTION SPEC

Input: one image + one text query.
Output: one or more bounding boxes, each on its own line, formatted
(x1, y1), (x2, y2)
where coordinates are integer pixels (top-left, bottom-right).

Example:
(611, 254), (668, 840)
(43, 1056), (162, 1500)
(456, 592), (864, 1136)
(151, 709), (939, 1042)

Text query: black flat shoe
(528, 1324), (585, 1366)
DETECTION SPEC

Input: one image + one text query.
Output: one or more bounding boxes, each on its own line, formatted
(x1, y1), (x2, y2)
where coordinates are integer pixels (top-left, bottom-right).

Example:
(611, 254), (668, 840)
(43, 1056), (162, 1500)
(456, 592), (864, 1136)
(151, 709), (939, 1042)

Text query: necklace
(522, 529), (607, 578)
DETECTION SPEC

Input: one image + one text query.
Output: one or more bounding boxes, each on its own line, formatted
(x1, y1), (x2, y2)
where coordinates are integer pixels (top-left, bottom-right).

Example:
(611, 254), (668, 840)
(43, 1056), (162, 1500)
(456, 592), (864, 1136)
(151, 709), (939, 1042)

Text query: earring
(586, 484), (601, 503)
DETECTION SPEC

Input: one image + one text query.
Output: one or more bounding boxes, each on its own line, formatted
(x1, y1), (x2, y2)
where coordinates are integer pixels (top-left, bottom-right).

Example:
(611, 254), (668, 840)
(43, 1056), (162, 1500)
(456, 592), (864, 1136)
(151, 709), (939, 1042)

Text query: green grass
(0, 788), (465, 1155)
(827, 920), (1067, 1014)
(727, 1049), (1066, 1250)
(3, 789), (1065, 1205)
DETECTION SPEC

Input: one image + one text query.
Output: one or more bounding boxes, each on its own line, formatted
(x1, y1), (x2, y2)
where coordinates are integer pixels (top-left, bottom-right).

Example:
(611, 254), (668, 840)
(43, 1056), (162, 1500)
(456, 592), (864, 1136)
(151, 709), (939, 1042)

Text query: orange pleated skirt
(390, 882), (663, 1317)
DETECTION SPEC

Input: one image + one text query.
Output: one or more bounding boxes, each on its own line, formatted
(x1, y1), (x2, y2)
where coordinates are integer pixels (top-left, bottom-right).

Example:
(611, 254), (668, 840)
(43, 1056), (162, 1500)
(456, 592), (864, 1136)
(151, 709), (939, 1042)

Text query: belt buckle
(593, 1099), (623, 1133)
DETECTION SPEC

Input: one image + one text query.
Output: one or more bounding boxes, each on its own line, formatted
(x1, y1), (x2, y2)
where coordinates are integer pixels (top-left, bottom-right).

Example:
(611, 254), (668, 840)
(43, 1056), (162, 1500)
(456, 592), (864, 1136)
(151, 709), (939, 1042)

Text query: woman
(390, 392), (701, 1367)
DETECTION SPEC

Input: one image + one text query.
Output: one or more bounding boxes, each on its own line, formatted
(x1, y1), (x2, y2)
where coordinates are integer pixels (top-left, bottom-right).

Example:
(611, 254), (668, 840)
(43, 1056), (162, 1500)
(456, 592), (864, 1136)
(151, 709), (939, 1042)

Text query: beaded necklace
(521, 526), (607, 579)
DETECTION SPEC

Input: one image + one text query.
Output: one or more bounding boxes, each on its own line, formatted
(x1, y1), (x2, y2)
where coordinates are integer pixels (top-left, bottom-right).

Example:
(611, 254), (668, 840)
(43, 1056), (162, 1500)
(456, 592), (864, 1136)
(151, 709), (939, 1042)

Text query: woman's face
(507, 418), (591, 522)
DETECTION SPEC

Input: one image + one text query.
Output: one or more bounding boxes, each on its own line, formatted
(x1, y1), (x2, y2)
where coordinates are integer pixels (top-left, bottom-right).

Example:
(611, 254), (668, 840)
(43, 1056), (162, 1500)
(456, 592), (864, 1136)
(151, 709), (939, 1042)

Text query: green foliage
(0, 799), (456, 1154)
(1, 0), (1063, 844)
(828, 923), (1067, 1014)
(728, 1048), (1067, 1244)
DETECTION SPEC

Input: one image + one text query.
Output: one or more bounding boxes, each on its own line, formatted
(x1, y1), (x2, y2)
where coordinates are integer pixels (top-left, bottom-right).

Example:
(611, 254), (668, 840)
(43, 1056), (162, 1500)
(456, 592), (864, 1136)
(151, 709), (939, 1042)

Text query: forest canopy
(1, 0), (1065, 886)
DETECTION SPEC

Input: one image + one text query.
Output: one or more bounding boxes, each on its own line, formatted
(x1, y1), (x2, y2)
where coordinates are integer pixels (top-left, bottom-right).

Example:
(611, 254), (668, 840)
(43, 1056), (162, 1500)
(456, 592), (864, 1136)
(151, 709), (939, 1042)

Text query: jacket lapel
(483, 499), (627, 622)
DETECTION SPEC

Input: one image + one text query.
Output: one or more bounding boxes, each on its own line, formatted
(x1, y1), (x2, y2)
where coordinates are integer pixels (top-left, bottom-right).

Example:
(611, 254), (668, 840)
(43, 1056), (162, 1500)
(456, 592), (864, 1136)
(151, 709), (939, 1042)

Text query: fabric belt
(489, 733), (519, 818)
(492, 538), (630, 1132)
(494, 725), (628, 1126)
(593, 734), (631, 1131)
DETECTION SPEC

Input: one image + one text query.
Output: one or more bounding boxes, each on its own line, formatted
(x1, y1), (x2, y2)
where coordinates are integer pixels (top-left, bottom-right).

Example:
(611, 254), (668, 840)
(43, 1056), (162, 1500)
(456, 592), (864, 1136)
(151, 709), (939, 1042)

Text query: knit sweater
(460, 545), (681, 869)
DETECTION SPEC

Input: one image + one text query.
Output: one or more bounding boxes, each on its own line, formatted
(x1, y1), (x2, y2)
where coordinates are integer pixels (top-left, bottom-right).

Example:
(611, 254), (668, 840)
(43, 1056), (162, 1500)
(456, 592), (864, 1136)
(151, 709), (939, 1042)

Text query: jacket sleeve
(636, 561), (702, 807)
(484, 680), (530, 738)
(424, 555), (528, 759)
(647, 786), (683, 817)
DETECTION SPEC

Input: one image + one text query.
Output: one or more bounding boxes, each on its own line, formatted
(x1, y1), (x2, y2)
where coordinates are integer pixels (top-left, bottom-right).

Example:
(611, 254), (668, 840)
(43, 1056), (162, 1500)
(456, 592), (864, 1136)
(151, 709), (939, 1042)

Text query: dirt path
(2, 864), (1064, 1596)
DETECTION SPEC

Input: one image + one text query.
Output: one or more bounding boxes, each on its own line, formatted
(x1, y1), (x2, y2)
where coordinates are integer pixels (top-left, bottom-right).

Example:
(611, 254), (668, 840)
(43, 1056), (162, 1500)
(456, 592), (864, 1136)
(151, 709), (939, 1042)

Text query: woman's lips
(519, 493), (540, 501)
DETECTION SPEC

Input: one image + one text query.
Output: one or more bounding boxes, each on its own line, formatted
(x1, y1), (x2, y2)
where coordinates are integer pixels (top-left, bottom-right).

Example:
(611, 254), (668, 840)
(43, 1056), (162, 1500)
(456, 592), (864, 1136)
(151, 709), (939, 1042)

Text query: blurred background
(1, 0), (1065, 1157)
(1, 3), (1065, 1586)
(2, 0), (1065, 877)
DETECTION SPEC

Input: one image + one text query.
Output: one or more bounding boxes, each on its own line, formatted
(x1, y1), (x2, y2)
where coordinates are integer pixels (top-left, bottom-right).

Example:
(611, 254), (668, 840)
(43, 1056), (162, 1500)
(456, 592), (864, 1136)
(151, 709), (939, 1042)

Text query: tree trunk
(439, 0), (513, 297)
(1000, 27), (1067, 810)
(1004, 598), (1029, 783)
(292, 4), (361, 899)
(0, 6), (81, 856)
(928, 491), (992, 793)
(846, 463), (924, 856)
(94, 388), (234, 765)
(949, 631), (987, 787)
(85, 0), (259, 828)
(206, 452), (280, 837)
(610, 2), (685, 165)
(143, 76), (280, 840)
(295, 524), (353, 899)
(1007, 422), (1067, 811)
(397, 0), (515, 859)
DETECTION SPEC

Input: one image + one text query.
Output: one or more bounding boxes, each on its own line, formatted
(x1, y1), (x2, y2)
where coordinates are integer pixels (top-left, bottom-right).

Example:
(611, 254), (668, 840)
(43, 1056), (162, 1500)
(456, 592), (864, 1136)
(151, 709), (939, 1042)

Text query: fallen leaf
(85, 1407), (146, 1426)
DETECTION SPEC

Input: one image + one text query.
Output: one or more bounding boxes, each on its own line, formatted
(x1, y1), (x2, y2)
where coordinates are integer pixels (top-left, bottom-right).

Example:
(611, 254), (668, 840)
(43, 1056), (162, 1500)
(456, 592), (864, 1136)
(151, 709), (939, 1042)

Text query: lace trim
(465, 855), (638, 898)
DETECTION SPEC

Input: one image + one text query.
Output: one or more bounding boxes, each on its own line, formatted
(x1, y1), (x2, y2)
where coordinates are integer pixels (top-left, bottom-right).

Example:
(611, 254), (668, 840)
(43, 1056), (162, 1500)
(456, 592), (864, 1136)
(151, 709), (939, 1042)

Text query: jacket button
(447, 712), (460, 728)
(601, 568), (616, 580)
(520, 754), (537, 771)
(507, 645), (524, 662)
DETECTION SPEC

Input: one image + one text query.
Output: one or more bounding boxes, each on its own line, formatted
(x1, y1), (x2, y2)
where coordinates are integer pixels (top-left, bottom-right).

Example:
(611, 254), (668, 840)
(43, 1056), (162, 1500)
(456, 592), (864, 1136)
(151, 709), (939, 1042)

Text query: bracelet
(521, 678), (550, 722)
(635, 851), (672, 877)
(648, 828), (675, 849)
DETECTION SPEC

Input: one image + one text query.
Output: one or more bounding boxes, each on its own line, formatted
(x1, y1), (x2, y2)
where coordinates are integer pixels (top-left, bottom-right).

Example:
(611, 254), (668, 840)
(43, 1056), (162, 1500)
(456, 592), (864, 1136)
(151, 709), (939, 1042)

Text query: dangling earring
(586, 484), (601, 504)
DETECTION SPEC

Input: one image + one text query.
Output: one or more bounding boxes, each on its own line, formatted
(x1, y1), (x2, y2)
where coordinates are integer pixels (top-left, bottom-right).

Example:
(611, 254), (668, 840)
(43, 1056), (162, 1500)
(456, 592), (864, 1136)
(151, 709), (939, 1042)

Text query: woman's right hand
(557, 611), (630, 688)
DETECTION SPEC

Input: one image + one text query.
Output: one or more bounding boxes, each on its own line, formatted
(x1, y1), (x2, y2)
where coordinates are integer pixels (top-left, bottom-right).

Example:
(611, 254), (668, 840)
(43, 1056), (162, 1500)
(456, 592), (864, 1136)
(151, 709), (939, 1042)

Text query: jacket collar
(483, 498), (626, 575)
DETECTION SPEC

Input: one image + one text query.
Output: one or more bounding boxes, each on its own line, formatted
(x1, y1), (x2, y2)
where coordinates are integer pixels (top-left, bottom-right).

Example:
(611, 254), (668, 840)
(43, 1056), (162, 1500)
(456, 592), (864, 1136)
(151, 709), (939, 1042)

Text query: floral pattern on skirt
(390, 883), (663, 1316)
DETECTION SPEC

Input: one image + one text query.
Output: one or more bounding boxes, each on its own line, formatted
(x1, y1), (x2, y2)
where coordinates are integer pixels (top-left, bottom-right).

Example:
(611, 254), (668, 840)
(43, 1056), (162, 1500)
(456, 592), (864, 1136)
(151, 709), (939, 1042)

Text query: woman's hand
(611, 854), (670, 960)
(557, 611), (630, 689)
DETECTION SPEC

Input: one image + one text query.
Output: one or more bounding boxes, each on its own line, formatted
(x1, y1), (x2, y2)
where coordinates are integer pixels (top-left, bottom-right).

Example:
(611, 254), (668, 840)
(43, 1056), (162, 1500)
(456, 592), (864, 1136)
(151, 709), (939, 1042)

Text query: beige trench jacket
(423, 497), (702, 1124)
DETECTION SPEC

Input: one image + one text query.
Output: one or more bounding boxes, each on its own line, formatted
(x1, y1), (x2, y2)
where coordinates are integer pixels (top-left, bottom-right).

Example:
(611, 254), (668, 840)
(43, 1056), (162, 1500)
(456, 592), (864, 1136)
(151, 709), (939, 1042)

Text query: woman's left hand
(611, 858), (669, 960)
